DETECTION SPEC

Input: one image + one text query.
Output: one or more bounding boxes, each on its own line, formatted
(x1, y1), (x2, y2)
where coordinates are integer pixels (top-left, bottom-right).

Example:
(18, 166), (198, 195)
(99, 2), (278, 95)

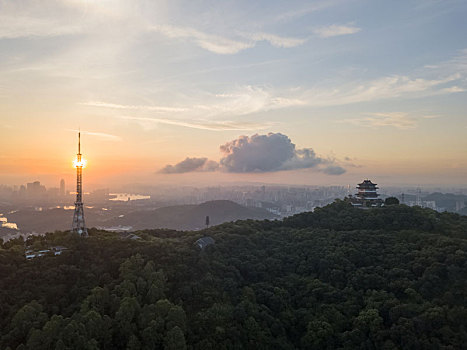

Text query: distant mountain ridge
(108, 200), (277, 230)
(2, 200), (277, 235)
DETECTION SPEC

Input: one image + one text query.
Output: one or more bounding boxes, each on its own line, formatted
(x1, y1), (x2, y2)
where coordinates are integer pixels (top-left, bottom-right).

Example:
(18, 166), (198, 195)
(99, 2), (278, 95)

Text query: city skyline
(1, 0), (466, 188)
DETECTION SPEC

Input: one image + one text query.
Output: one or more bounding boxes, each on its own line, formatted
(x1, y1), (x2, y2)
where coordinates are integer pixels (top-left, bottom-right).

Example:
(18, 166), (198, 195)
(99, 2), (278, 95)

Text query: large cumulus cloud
(219, 133), (345, 174)
(220, 133), (295, 172)
(158, 133), (346, 175)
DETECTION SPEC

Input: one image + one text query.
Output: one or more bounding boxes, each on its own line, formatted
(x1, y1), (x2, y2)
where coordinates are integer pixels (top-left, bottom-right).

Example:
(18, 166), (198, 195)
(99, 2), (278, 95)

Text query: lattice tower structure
(72, 132), (88, 236)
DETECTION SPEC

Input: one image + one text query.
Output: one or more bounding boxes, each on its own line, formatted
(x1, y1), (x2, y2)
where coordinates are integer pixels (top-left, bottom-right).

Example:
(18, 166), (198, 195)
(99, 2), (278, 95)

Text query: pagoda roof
(357, 179), (377, 186)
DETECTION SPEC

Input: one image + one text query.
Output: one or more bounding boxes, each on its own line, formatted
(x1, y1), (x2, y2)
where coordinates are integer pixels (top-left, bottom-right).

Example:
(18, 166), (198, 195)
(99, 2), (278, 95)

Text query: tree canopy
(384, 197), (400, 206)
(1, 202), (466, 349)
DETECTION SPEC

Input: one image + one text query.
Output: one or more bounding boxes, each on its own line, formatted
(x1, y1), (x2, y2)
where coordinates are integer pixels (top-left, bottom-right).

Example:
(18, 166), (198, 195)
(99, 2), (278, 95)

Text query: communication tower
(416, 188), (422, 206)
(72, 132), (88, 236)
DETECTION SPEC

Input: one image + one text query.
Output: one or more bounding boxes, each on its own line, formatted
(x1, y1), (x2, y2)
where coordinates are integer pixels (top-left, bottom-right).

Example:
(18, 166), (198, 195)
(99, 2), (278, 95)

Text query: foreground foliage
(1, 202), (466, 349)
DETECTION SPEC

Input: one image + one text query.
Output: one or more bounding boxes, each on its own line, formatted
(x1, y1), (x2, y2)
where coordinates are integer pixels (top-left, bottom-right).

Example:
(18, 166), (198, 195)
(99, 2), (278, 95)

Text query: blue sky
(0, 0), (466, 187)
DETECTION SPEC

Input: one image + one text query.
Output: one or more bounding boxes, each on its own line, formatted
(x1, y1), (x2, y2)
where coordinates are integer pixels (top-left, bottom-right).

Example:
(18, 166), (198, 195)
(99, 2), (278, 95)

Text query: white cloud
(339, 112), (443, 130)
(150, 24), (254, 55)
(85, 85), (307, 120)
(159, 157), (219, 174)
(245, 32), (306, 48)
(86, 69), (463, 125)
(440, 86), (465, 93)
(198, 85), (307, 115)
(150, 24), (307, 54)
(313, 24), (361, 38)
(68, 129), (121, 141)
(340, 112), (418, 129)
(159, 132), (346, 174)
(120, 116), (273, 131)
(300, 73), (463, 107)
(423, 48), (467, 77)
(206, 72), (463, 114)
(83, 49), (467, 126)
(82, 101), (188, 113)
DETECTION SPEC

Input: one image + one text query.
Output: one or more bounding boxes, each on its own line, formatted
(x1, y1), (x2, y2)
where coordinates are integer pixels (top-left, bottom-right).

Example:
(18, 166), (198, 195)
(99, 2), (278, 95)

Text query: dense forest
(1, 201), (466, 349)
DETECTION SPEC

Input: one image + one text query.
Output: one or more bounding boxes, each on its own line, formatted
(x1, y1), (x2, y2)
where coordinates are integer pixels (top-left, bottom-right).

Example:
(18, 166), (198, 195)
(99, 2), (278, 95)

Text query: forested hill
(107, 200), (278, 230)
(281, 199), (465, 234)
(1, 202), (466, 349)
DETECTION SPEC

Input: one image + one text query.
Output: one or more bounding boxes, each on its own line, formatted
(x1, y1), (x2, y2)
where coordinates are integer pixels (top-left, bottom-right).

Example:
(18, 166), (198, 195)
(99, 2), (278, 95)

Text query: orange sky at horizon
(1, 145), (466, 190)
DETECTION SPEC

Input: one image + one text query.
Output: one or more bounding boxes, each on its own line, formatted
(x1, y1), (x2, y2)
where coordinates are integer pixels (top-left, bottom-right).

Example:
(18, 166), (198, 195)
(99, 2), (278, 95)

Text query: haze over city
(0, 0), (466, 189)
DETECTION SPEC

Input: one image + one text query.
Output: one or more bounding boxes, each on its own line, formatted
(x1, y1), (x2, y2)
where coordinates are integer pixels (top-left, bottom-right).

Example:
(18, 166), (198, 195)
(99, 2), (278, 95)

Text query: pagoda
(348, 179), (383, 207)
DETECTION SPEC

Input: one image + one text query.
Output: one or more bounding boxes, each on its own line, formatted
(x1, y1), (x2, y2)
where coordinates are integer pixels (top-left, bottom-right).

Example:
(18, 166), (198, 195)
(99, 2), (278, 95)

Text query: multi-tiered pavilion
(348, 179), (383, 207)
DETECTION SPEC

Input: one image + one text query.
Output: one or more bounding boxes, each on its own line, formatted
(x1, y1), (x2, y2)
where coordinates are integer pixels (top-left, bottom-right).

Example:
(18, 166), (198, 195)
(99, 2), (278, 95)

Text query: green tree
(385, 197), (400, 205)
(8, 301), (48, 347)
(164, 326), (186, 350)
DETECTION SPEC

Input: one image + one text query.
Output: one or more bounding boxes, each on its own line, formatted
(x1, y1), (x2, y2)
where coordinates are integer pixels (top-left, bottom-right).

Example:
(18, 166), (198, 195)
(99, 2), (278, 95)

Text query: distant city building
(407, 200), (438, 210)
(347, 179), (383, 207)
(26, 181), (46, 197)
(60, 179), (65, 197)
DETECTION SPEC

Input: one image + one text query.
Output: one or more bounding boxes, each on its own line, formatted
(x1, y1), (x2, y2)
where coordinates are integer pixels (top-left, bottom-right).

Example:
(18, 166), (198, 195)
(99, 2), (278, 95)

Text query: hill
(422, 192), (467, 214)
(1, 202), (466, 349)
(106, 200), (278, 230)
(3, 200), (277, 235)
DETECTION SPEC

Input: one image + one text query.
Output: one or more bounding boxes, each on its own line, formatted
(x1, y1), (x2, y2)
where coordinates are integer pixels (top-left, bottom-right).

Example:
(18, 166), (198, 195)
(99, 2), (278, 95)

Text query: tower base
(72, 202), (88, 237)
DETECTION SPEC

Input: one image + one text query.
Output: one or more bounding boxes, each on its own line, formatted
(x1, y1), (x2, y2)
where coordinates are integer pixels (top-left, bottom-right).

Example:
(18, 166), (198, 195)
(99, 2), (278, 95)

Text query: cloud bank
(159, 133), (346, 175)
(159, 157), (219, 174)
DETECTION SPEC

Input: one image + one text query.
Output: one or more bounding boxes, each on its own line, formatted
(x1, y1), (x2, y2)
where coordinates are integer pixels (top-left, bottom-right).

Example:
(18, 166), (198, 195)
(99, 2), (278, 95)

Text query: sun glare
(73, 158), (87, 168)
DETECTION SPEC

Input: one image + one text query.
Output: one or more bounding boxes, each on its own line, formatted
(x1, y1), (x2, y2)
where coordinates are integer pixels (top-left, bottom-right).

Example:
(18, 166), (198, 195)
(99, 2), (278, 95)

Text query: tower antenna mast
(72, 131), (88, 236)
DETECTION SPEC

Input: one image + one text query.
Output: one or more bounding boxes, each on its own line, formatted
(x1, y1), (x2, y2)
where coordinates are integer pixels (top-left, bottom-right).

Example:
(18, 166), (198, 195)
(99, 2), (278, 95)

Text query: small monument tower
(72, 132), (88, 236)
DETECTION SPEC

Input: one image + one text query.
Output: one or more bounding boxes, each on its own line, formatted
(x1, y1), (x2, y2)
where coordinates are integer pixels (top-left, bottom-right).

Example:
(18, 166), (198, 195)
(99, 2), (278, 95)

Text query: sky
(0, 0), (466, 190)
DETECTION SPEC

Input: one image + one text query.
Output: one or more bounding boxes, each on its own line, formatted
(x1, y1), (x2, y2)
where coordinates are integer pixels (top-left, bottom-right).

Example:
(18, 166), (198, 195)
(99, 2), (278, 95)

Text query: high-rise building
(60, 179), (65, 197)
(72, 132), (88, 237)
(26, 181), (46, 197)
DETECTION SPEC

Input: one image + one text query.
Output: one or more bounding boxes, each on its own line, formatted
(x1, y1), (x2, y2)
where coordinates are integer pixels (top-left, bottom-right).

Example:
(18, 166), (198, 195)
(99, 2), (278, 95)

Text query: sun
(73, 158), (87, 168)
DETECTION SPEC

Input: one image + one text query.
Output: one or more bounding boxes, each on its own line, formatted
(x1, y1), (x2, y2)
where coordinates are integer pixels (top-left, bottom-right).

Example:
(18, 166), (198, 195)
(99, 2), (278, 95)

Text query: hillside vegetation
(1, 201), (466, 349)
